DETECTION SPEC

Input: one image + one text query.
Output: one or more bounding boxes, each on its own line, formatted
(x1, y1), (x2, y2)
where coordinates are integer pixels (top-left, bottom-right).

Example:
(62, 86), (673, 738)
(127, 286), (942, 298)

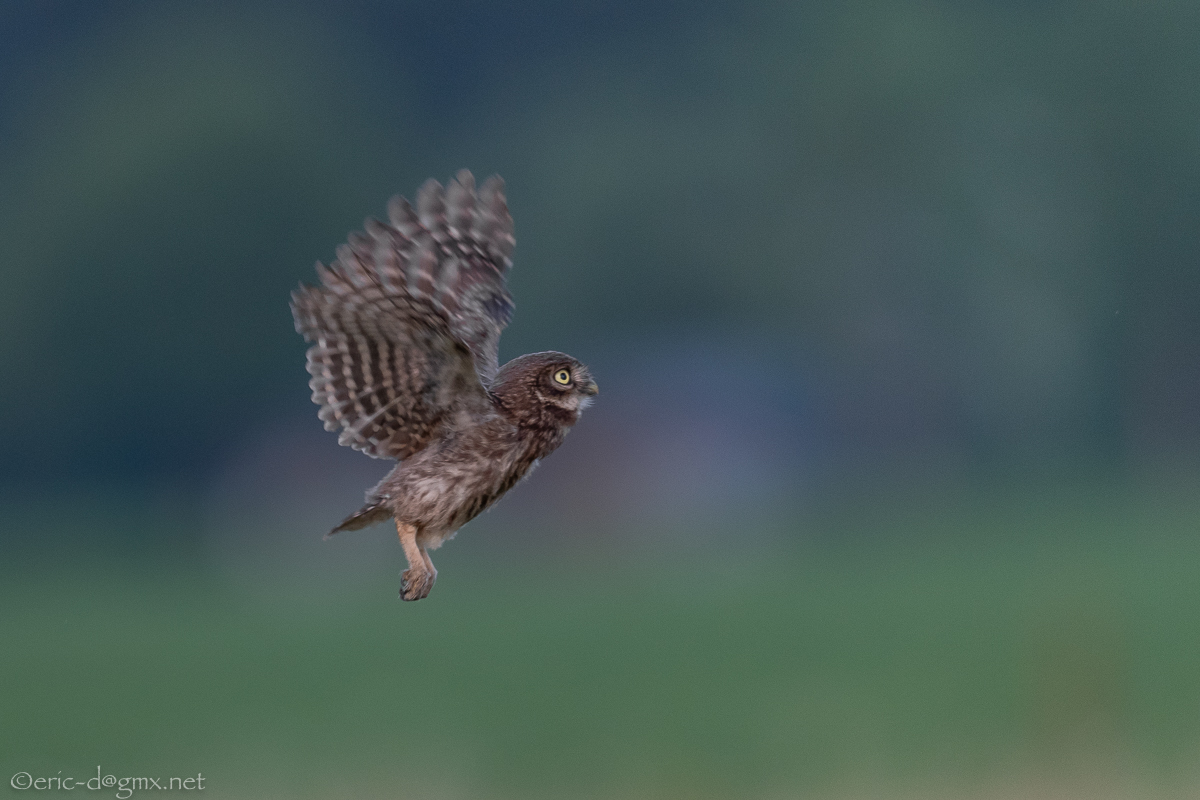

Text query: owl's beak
(582, 380), (599, 396)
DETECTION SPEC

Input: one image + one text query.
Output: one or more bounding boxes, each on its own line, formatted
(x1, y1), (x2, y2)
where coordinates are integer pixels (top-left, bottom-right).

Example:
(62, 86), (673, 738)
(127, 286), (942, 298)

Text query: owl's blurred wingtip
(327, 503), (392, 537)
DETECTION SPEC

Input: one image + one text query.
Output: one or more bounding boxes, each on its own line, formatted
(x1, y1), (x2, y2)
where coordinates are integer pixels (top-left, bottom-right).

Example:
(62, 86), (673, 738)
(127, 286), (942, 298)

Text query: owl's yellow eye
(553, 369), (572, 385)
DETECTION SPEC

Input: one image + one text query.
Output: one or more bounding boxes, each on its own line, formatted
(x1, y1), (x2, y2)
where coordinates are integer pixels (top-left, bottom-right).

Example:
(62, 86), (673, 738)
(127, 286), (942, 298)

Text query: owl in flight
(291, 170), (597, 600)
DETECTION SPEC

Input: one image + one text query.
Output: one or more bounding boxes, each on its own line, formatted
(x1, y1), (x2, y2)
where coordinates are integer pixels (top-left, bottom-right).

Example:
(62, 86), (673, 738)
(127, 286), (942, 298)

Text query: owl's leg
(397, 520), (436, 601)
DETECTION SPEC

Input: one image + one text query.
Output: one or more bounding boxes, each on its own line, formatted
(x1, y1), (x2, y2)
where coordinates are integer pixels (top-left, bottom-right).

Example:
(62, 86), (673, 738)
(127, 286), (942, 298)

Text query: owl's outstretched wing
(290, 171), (516, 460)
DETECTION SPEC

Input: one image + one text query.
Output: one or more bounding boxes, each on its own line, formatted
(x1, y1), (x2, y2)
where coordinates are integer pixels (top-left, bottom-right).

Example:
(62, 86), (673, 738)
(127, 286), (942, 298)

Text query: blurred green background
(3, 1), (1200, 797)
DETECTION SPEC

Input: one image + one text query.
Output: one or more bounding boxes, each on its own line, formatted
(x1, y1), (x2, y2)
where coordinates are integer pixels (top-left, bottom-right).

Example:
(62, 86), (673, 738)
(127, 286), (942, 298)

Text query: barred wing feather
(290, 171), (515, 460)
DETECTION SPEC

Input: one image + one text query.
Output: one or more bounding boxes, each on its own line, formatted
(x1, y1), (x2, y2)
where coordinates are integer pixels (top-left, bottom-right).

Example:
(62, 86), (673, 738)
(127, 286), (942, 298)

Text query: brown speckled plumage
(291, 171), (597, 600)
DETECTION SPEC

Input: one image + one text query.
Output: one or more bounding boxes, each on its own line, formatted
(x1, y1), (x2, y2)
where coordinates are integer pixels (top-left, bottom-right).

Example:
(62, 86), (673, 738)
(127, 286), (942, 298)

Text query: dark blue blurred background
(3, 2), (1200, 797)
(6, 0), (1198, 499)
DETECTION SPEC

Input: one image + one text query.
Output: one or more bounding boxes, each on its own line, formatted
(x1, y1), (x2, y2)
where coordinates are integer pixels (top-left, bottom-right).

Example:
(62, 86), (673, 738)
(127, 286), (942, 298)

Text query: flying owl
(290, 170), (598, 601)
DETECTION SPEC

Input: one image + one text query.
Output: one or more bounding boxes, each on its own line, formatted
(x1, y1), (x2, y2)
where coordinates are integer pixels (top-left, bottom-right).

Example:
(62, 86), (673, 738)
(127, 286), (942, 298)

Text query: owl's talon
(400, 567), (435, 601)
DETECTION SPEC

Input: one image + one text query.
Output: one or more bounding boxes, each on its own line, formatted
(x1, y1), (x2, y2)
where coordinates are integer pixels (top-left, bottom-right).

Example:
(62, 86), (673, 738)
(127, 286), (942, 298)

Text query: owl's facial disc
(540, 362), (598, 413)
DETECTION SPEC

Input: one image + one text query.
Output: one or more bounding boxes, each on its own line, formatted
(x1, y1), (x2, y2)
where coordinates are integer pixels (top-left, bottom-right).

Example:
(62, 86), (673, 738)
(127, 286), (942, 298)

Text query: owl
(290, 171), (597, 600)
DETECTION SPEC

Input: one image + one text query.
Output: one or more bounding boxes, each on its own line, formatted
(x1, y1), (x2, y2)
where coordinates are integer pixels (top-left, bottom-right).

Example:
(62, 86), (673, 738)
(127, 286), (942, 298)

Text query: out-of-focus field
(4, 483), (1200, 800)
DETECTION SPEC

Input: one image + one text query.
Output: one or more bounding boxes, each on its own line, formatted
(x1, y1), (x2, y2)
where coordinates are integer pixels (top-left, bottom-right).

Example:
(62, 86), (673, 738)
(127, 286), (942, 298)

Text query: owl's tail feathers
(325, 504), (392, 539)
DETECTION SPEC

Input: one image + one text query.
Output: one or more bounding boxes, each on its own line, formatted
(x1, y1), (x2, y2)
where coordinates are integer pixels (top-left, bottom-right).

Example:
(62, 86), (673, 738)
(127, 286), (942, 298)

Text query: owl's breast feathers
(372, 410), (568, 538)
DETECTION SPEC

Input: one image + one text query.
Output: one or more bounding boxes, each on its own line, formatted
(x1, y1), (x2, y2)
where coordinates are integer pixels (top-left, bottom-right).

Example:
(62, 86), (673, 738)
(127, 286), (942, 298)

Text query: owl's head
(491, 351), (598, 428)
